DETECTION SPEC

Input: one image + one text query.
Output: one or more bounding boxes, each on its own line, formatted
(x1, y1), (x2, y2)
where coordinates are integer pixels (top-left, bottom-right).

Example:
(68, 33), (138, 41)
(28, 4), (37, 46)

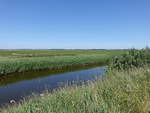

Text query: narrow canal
(0, 65), (107, 107)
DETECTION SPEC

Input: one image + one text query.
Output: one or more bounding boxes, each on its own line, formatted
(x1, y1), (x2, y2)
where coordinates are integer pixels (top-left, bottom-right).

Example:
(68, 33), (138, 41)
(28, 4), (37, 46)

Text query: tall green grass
(2, 66), (150, 113)
(1, 49), (149, 113)
(0, 50), (125, 75)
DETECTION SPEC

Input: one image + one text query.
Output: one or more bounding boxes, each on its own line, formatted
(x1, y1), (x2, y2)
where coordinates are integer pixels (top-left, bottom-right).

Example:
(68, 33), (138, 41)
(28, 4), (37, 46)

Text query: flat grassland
(0, 50), (149, 113)
(0, 49), (125, 75)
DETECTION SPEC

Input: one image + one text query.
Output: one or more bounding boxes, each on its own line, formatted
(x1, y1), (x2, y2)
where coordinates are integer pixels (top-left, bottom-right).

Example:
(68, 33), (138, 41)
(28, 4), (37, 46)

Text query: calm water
(0, 65), (106, 107)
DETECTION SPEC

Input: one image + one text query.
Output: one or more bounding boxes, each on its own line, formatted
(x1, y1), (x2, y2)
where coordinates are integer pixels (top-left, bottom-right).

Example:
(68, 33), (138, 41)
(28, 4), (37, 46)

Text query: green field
(0, 50), (125, 75)
(1, 49), (149, 113)
(2, 66), (150, 113)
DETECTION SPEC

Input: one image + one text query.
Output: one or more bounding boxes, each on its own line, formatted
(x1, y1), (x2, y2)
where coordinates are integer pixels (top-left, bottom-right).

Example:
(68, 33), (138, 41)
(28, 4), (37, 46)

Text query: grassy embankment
(1, 49), (150, 113)
(0, 50), (125, 75)
(2, 67), (150, 113)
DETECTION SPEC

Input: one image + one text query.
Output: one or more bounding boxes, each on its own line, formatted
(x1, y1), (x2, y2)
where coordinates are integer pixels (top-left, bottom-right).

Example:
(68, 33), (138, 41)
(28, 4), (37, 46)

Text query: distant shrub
(109, 48), (150, 70)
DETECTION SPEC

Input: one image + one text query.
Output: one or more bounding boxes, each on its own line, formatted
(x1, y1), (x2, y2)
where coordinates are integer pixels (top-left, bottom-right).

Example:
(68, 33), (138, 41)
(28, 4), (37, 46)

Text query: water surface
(0, 65), (106, 107)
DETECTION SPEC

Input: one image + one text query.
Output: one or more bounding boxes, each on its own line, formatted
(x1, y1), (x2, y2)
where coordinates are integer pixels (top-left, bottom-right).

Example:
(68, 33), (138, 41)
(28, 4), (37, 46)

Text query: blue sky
(0, 0), (150, 49)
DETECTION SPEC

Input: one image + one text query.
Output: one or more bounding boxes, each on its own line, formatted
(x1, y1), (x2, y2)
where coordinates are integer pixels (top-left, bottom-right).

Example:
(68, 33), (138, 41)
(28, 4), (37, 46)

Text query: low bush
(109, 48), (150, 70)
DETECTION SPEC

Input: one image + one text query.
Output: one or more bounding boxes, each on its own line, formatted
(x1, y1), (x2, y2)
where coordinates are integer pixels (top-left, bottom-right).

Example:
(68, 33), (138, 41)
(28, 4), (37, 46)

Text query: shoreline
(1, 66), (149, 113)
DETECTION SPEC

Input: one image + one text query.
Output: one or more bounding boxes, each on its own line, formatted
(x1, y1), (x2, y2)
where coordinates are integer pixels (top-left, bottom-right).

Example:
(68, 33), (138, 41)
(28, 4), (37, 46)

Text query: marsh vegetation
(0, 50), (125, 75)
(0, 49), (150, 113)
(2, 66), (150, 113)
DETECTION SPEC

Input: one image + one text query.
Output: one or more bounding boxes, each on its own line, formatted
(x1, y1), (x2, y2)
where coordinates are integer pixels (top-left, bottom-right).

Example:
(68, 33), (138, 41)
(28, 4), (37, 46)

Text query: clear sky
(0, 0), (150, 49)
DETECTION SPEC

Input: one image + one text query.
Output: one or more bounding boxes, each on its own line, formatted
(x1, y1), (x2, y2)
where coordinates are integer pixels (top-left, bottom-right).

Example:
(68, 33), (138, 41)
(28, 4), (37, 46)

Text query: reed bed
(0, 50), (125, 75)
